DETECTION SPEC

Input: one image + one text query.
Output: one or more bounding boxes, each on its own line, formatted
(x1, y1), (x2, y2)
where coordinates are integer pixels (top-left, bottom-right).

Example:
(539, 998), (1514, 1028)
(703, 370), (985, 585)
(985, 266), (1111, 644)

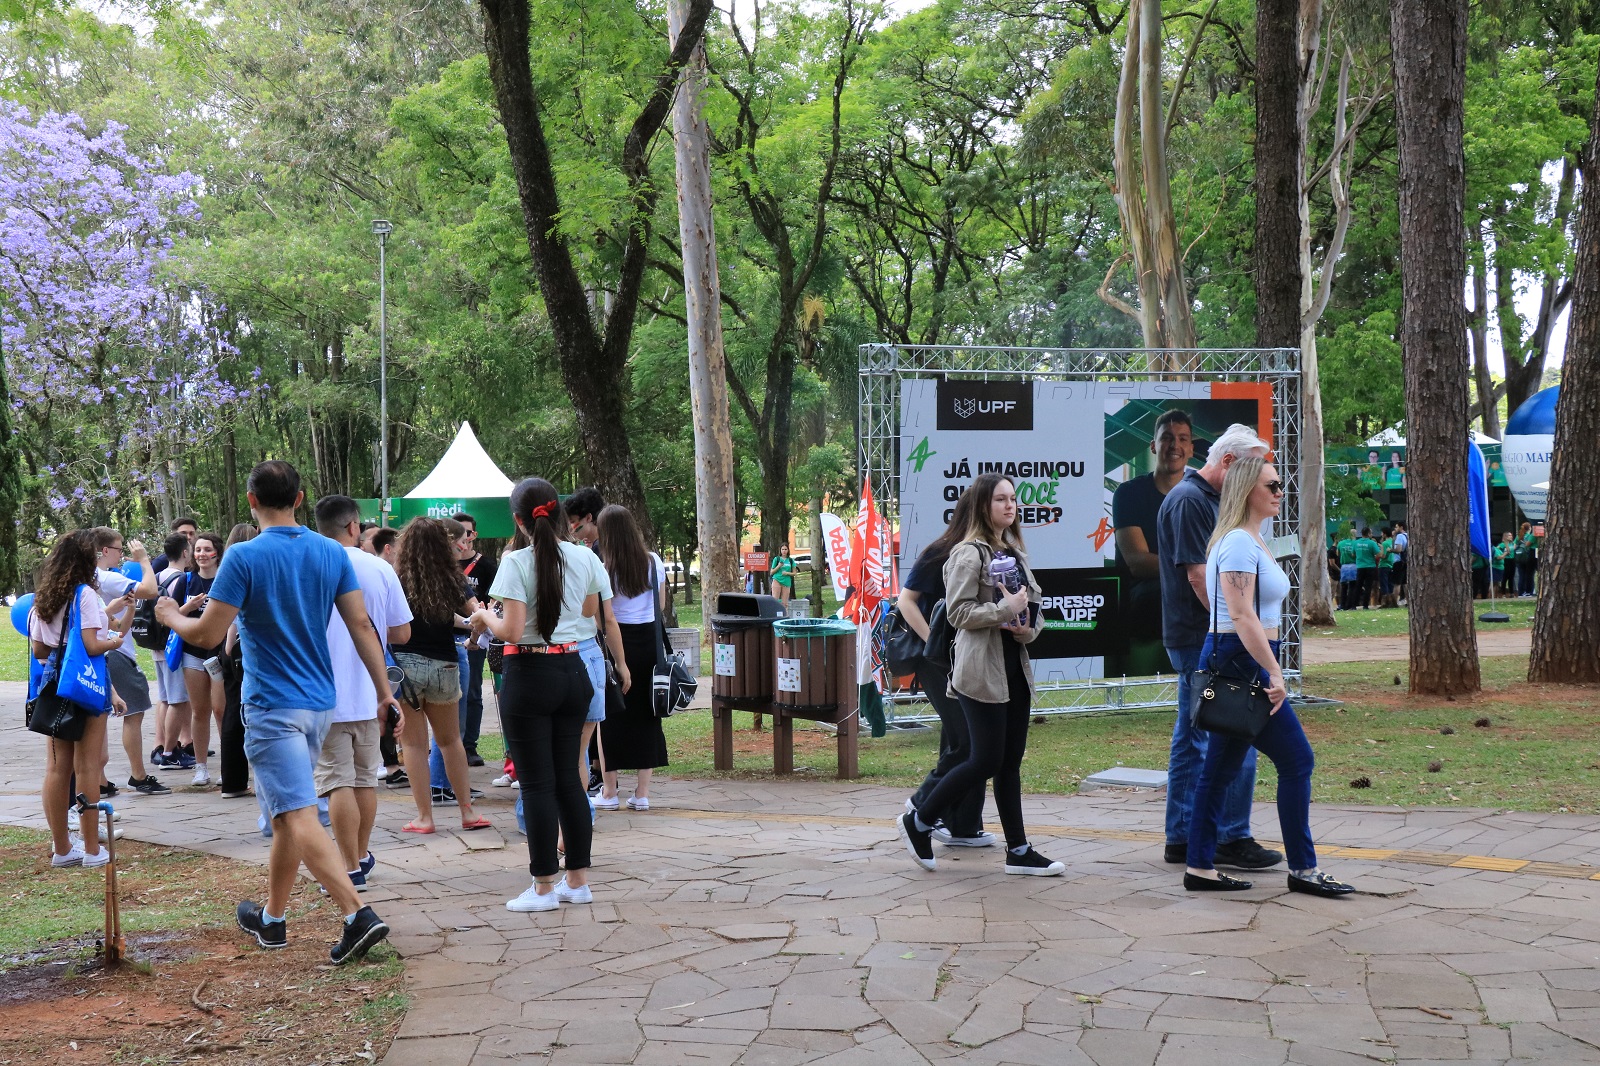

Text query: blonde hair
(1207, 456), (1267, 556)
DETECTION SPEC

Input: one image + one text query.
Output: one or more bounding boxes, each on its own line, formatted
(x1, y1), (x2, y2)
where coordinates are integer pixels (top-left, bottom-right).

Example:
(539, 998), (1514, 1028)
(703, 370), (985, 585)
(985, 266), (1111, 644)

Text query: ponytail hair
(510, 477), (567, 643)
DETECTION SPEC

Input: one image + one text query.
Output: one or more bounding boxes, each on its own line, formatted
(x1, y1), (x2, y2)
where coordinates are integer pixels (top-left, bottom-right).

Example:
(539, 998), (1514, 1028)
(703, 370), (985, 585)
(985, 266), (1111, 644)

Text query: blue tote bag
(56, 587), (110, 711)
(164, 627), (185, 672)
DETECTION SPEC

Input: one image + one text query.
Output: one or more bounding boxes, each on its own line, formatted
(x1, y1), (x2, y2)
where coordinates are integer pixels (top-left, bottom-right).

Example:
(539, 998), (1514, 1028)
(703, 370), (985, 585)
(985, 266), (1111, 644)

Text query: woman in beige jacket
(896, 473), (1065, 876)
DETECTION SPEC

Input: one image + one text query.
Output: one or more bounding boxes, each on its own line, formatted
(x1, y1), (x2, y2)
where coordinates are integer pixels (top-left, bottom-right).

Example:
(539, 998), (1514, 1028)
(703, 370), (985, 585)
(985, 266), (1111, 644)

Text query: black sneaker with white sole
(896, 812), (936, 871)
(1213, 837), (1284, 870)
(1003, 847), (1066, 876)
(129, 775), (172, 796)
(330, 905), (389, 965)
(236, 900), (287, 949)
(431, 786), (486, 806)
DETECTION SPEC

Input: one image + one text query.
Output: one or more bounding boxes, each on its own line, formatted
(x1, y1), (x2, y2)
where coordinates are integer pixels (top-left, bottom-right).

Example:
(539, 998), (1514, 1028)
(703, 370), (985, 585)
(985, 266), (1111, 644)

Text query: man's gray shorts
(108, 653), (153, 716)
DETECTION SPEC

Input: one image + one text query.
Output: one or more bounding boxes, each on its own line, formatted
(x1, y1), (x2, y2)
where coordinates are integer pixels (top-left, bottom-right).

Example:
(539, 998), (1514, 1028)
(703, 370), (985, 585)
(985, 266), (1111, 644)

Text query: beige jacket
(943, 539), (1042, 704)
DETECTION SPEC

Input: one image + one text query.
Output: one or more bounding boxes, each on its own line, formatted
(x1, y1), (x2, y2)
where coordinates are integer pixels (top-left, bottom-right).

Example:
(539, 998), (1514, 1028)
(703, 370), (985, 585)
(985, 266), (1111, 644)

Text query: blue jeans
(429, 640), (472, 790)
(1165, 645), (1256, 847)
(1187, 635), (1316, 872)
(462, 646), (486, 752)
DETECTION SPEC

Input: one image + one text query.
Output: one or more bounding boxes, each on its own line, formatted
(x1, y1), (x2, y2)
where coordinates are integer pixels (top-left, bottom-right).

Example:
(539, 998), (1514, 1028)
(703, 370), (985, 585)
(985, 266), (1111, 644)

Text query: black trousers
(1354, 567), (1377, 608)
(909, 660), (987, 837)
(499, 653), (594, 878)
(219, 652), (249, 794)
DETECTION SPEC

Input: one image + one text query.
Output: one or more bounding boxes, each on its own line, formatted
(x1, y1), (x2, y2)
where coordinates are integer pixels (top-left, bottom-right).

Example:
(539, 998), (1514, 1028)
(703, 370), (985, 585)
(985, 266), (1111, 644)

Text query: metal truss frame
(859, 344), (1309, 721)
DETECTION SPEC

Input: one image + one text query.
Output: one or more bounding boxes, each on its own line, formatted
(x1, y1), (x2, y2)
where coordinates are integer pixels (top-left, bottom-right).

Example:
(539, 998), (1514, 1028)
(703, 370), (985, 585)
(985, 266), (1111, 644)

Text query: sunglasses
(1263, 480), (1284, 494)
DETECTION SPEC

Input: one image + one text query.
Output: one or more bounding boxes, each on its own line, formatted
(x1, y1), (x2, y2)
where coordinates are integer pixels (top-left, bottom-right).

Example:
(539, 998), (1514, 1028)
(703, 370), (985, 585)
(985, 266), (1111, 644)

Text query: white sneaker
(66, 809), (80, 832)
(51, 842), (86, 867)
(933, 828), (998, 848)
(553, 876), (592, 904)
(491, 773), (516, 788)
(593, 794), (620, 810)
(82, 847), (111, 868)
(191, 767), (211, 787)
(506, 882), (560, 912)
(625, 796), (650, 811)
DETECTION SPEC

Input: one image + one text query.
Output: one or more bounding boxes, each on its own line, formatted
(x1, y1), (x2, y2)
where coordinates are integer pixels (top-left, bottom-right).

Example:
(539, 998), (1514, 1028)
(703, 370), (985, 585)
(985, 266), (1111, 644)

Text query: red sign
(744, 551), (770, 573)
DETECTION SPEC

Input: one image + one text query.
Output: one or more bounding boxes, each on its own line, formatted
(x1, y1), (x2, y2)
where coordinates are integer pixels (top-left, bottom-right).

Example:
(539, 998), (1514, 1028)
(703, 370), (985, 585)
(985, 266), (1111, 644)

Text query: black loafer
(1214, 837), (1284, 870)
(1287, 871), (1355, 898)
(1163, 842), (1187, 864)
(1184, 871), (1253, 892)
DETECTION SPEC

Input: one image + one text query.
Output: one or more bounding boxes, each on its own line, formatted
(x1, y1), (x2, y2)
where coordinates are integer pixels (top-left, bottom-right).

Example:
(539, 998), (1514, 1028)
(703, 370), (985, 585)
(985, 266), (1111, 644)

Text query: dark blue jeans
(1166, 645), (1256, 848)
(1186, 635), (1316, 872)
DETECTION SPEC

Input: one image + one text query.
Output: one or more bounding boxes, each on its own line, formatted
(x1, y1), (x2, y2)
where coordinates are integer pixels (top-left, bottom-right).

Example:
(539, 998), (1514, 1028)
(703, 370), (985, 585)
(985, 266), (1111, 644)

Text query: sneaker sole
(506, 897), (560, 913)
(333, 920), (389, 965)
(1004, 863), (1066, 876)
(896, 818), (936, 871)
(936, 837), (997, 848)
(237, 920), (287, 950)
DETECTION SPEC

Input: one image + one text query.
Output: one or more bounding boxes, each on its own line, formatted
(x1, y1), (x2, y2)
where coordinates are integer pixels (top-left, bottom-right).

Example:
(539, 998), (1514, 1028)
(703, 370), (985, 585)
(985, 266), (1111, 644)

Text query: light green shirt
(489, 541), (612, 645)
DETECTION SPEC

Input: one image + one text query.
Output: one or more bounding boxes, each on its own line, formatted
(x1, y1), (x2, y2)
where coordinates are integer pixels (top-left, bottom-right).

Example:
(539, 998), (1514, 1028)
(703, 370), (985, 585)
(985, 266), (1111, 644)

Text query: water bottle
(989, 551), (1024, 627)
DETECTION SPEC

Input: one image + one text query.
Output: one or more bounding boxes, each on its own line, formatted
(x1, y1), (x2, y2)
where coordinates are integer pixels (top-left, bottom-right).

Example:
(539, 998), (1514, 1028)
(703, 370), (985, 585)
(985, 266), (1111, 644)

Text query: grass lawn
(1305, 595), (1537, 638)
(523, 653), (1598, 815)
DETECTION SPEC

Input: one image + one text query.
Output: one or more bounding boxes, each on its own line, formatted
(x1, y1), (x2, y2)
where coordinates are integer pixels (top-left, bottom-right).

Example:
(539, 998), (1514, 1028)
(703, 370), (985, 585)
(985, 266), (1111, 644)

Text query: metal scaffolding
(859, 344), (1309, 721)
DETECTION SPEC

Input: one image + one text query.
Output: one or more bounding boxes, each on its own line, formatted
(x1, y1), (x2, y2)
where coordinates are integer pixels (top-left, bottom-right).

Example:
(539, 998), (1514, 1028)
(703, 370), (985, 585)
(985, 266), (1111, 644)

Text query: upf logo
(937, 380), (1033, 431)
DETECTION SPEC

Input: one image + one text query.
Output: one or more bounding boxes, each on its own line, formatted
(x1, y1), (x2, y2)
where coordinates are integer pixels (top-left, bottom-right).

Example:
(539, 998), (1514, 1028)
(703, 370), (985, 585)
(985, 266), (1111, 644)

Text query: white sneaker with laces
(933, 827), (998, 848)
(491, 773), (516, 788)
(51, 841), (86, 867)
(66, 809), (80, 832)
(626, 796), (650, 811)
(553, 876), (592, 904)
(506, 882), (560, 912)
(192, 767), (211, 787)
(593, 794), (620, 810)
(82, 847), (111, 869)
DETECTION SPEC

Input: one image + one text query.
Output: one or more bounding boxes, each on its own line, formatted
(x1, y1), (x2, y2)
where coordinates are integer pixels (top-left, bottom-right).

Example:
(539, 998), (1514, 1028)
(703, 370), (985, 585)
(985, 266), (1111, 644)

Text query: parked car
(792, 552), (813, 571)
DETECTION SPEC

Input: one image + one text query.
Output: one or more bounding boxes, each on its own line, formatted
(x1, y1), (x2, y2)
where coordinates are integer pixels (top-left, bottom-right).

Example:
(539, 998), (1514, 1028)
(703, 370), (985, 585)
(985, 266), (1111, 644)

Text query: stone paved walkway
(5, 684), (1600, 1065)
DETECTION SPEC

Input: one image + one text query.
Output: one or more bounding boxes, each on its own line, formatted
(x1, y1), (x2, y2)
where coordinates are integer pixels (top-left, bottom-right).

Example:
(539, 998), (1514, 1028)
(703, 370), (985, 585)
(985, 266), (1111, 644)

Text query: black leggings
(499, 653), (594, 878)
(911, 641), (1032, 849)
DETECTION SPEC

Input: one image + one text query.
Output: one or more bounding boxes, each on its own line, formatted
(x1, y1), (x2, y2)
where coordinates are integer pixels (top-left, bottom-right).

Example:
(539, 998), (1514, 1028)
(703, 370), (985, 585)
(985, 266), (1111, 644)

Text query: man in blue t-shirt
(157, 461), (399, 966)
(1155, 424), (1282, 873)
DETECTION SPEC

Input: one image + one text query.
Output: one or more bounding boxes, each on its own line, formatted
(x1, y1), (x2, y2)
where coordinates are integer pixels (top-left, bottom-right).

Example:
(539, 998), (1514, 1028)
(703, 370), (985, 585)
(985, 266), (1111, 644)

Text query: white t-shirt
(326, 546), (413, 723)
(490, 541), (612, 645)
(96, 567), (141, 661)
(610, 553), (665, 625)
(30, 585), (110, 650)
(1205, 529), (1292, 631)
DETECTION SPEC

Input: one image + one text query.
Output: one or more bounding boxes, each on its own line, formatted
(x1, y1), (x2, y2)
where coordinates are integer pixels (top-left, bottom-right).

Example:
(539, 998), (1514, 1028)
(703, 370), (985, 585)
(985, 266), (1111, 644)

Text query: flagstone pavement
(5, 685), (1600, 1064)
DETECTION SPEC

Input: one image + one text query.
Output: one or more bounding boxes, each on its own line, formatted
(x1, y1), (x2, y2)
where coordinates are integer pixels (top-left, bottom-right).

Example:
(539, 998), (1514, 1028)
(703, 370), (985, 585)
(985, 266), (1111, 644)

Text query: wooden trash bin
(771, 618), (860, 779)
(709, 612), (779, 770)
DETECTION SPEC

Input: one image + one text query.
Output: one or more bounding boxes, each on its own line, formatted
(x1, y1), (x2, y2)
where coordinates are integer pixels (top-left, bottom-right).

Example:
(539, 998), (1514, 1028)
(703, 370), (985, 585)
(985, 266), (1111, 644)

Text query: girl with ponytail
(472, 478), (617, 912)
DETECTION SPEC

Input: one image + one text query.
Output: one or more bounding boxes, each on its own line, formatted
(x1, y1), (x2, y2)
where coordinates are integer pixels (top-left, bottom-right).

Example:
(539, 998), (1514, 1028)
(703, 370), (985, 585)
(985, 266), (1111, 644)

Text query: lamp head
(371, 219), (392, 237)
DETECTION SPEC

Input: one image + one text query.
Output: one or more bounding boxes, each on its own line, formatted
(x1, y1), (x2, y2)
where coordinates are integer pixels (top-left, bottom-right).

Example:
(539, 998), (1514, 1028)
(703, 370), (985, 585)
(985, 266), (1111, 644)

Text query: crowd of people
(26, 461), (674, 954)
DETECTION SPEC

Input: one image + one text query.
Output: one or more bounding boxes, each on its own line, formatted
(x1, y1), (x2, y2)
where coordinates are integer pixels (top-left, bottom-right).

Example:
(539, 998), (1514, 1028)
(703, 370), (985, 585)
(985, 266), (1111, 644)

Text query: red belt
(502, 642), (579, 656)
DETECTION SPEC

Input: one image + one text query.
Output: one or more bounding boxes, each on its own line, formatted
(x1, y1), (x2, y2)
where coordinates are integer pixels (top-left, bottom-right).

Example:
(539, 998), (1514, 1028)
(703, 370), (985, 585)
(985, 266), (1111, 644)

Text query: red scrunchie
(529, 501), (556, 520)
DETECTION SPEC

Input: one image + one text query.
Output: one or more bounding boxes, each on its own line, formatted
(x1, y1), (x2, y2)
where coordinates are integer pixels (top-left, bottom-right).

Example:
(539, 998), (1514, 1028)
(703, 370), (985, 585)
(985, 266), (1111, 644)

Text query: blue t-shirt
(1205, 529), (1291, 632)
(210, 525), (359, 711)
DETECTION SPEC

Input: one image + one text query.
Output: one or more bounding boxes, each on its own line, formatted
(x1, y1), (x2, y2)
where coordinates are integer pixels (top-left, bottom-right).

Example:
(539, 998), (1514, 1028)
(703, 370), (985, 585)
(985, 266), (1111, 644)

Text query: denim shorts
(154, 658), (189, 704)
(393, 651), (461, 705)
(577, 638), (607, 723)
(182, 652), (213, 673)
(243, 704), (333, 818)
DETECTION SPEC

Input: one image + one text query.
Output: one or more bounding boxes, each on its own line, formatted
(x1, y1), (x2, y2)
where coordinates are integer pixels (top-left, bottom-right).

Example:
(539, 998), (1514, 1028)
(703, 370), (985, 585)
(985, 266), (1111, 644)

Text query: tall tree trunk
(1109, 0), (1164, 349)
(669, 0), (739, 633)
(1391, 0), (1480, 696)
(0, 329), (21, 590)
(1139, 0), (1196, 364)
(478, 0), (713, 542)
(1528, 64), (1600, 684)
(1469, 228), (1501, 438)
(223, 424), (240, 530)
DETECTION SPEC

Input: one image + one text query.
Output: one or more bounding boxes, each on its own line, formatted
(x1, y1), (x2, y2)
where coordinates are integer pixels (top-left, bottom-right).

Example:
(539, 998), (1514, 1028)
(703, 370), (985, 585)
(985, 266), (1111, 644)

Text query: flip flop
(461, 817), (493, 831)
(401, 822), (436, 834)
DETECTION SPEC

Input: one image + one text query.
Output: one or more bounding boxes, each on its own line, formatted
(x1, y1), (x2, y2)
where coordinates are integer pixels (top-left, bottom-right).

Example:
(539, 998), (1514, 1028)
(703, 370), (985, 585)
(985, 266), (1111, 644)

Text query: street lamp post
(372, 219), (392, 524)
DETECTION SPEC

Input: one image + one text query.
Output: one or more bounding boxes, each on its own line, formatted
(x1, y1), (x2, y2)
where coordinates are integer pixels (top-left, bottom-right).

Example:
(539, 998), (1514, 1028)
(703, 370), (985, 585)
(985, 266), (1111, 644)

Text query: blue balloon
(118, 560), (142, 580)
(1505, 386), (1559, 437)
(10, 592), (33, 637)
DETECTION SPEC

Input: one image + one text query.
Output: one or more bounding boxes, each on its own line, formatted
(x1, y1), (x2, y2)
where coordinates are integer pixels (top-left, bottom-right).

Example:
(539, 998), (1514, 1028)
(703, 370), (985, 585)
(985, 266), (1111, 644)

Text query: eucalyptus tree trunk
(670, 0), (739, 631)
(1528, 61), (1600, 684)
(1391, 0), (1480, 696)
(0, 329), (21, 590)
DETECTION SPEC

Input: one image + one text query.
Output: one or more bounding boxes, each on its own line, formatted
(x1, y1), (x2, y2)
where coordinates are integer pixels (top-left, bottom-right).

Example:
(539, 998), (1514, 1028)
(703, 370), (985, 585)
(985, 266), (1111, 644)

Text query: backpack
(131, 572), (186, 651)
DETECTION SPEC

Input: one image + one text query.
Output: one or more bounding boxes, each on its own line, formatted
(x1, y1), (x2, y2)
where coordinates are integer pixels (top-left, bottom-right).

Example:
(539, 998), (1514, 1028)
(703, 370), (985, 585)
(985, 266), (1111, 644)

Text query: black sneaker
(1004, 846), (1066, 876)
(1214, 837), (1284, 870)
(1164, 842), (1187, 864)
(236, 901), (287, 949)
(129, 775), (173, 796)
(383, 768), (409, 788)
(466, 751), (485, 768)
(896, 812), (936, 871)
(432, 786), (483, 805)
(330, 906), (389, 965)
(587, 770), (603, 796)
(99, 781), (119, 798)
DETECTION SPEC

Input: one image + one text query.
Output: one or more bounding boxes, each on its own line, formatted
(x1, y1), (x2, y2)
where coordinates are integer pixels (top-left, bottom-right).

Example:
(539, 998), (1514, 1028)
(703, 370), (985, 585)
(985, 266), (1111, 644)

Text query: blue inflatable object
(1504, 386), (1559, 437)
(1503, 386), (1558, 522)
(10, 592), (33, 637)
(118, 559), (142, 581)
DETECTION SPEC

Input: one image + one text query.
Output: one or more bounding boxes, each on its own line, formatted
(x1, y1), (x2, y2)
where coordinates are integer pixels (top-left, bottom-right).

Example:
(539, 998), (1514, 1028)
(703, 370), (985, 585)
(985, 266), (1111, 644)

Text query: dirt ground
(0, 842), (405, 1066)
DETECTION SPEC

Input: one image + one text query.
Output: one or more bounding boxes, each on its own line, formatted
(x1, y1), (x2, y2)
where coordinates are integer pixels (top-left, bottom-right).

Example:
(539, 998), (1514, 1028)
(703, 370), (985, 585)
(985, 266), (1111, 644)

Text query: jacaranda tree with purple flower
(0, 101), (246, 549)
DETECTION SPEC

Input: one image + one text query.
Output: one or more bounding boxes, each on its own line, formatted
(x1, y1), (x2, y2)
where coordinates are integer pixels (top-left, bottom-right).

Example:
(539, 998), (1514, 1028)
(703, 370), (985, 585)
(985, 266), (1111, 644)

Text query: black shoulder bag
(649, 565), (696, 716)
(881, 604), (925, 677)
(26, 594), (89, 741)
(1189, 555), (1274, 741)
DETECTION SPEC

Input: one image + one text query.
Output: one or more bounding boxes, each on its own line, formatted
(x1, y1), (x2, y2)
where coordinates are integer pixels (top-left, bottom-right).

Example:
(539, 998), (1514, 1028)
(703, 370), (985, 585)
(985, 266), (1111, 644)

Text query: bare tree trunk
(670, 0), (739, 635)
(1469, 227), (1501, 438)
(1391, 0), (1480, 696)
(1139, 0), (1195, 363)
(1110, 0), (1162, 348)
(1528, 62), (1600, 684)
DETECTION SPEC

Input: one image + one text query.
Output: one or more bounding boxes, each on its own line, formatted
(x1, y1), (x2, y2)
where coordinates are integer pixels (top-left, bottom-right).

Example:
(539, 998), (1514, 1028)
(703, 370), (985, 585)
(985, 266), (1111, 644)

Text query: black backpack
(131, 572), (185, 651)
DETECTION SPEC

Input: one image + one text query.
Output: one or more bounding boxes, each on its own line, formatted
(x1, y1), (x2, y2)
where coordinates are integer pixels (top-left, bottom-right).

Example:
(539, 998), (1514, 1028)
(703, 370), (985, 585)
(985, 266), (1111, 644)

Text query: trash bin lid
(710, 613), (777, 634)
(773, 617), (856, 637)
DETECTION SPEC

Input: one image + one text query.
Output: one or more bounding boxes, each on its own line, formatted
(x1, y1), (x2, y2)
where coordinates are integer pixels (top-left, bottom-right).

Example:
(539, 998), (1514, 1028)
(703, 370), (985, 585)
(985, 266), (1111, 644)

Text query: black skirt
(600, 622), (670, 771)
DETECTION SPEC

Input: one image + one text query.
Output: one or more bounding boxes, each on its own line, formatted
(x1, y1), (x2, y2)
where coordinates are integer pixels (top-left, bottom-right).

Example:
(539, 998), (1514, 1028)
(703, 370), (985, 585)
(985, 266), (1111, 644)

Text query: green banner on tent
(353, 497), (516, 538)
(1326, 444), (1508, 490)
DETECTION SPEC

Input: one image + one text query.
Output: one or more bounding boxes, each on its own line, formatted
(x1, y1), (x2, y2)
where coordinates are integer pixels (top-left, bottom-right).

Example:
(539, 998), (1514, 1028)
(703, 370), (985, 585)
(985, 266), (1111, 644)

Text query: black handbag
(921, 599), (955, 673)
(649, 567), (696, 716)
(26, 599), (88, 742)
(1189, 563), (1274, 741)
(881, 605), (925, 677)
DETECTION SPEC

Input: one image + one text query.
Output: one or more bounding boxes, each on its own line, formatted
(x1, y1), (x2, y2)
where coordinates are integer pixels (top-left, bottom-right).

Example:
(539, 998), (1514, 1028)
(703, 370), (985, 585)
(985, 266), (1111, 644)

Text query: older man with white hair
(1156, 423), (1284, 872)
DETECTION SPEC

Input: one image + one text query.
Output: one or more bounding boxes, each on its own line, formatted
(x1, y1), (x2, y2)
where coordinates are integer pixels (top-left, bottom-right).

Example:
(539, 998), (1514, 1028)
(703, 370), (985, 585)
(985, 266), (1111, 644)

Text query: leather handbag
(26, 594), (88, 741)
(881, 605), (925, 676)
(1189, 564), (1274, 741)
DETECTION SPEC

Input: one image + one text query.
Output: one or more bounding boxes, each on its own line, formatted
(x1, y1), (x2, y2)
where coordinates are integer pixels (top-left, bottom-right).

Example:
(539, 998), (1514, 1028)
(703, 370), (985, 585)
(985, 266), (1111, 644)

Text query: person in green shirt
(1377, 529), (1396, 607)
(1492, 531), (1514, 595)
(1352, 528), (1380, 609)
(1335, 525), (1359, 610)
(1514, 522), (1537, 597)
(769, 547), (795, 603)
